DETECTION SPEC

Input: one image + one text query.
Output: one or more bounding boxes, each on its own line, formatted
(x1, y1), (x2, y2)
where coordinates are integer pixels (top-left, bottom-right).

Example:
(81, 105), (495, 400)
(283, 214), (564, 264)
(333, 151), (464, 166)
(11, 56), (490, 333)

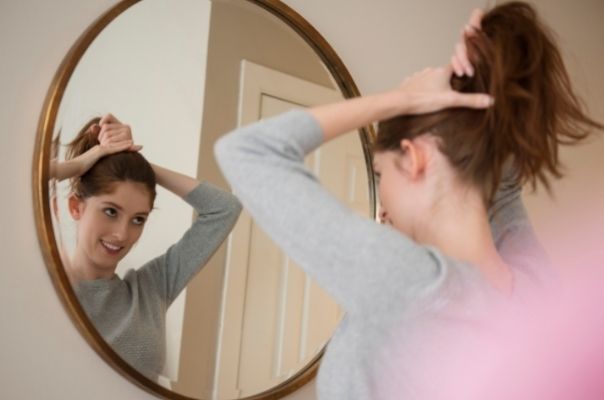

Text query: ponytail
(65, 117), (102, 164)
(374, 1), (602, 203)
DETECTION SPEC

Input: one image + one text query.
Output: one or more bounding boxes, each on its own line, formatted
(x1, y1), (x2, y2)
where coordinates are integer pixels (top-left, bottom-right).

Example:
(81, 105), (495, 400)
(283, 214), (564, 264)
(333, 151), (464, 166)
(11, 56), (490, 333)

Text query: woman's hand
(310, 9), (489, 142)
(97, 113), (142, 156)
(50, 114), (142, 181)
(311, 64), (492, 142)
(396, 9), (488, 114)
(397, 65), (493, 114)
(451, 8), (483, 77)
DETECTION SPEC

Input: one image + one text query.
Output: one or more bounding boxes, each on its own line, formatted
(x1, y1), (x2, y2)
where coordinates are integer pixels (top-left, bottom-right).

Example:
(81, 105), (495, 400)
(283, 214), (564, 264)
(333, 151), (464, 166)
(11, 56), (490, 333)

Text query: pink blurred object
(376, 255), (604, 400)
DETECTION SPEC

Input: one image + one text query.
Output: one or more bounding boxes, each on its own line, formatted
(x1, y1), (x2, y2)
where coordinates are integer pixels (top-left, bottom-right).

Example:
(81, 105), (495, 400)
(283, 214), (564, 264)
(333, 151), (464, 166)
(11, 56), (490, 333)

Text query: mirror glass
(48, 0), (374, 398)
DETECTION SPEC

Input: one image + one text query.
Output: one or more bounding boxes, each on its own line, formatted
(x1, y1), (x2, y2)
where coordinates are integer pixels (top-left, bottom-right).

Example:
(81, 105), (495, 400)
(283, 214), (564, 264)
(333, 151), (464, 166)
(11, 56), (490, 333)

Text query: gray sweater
(74, 182), (241, 381)
(215, 110), (549, 400)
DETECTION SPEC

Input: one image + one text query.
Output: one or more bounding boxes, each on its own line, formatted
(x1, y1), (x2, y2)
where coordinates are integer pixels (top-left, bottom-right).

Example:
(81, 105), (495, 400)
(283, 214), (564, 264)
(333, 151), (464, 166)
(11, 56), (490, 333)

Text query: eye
(132, 216), (147, 226)
(103, 207), (118, 218)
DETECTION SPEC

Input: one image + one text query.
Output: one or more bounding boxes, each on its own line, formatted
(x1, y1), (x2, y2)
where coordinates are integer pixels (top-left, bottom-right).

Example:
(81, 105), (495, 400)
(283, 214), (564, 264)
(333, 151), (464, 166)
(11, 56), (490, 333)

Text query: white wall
(1, 1), (602, 400)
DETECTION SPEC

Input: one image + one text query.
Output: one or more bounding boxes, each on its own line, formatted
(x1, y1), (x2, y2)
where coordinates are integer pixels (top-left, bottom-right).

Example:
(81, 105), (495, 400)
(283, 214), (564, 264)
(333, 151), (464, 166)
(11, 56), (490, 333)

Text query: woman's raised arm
(310, 66), (492, 143)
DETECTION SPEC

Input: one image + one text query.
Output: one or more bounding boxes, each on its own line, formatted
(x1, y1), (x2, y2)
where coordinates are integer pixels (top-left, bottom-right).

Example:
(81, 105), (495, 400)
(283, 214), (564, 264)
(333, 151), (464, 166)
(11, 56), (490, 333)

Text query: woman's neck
(67, 248), (116, 285)
(415, 188), (513, 294)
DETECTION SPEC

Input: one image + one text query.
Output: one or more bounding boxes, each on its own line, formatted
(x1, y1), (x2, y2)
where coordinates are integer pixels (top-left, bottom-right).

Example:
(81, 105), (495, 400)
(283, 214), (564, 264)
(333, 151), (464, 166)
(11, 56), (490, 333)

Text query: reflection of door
(214, 61), (370, 399)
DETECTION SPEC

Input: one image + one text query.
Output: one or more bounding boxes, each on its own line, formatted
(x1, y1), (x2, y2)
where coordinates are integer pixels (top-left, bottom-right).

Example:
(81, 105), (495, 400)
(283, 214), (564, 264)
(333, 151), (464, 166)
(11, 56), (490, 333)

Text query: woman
(215, 2), (602, 399)
(51, 114), (242, 381)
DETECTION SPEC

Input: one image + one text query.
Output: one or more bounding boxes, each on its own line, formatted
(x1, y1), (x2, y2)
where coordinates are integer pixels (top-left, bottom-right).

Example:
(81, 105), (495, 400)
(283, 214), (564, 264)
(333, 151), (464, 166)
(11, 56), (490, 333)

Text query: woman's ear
(68, 193), (84, 220)
(397, 138), (427, 180)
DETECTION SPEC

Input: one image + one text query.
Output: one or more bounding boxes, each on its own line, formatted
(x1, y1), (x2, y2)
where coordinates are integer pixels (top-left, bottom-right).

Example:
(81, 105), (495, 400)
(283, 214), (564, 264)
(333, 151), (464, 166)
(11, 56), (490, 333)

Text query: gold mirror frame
(32, 0), (377, 399)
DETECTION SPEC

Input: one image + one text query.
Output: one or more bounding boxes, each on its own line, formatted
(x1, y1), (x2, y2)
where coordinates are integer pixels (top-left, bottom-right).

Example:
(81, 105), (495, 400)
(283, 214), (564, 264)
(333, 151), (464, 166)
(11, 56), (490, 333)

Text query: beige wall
(1, 1), (602, 399)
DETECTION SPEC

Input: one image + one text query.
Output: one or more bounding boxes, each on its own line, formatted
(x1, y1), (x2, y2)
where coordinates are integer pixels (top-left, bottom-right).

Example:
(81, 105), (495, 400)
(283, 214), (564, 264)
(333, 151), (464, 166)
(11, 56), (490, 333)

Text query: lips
(100, 240), (124, 255)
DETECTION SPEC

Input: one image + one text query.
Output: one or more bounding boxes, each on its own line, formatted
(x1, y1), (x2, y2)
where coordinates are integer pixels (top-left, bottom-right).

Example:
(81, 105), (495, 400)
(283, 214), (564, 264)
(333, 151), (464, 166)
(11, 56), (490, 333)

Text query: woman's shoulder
(406, 247), (504, 315)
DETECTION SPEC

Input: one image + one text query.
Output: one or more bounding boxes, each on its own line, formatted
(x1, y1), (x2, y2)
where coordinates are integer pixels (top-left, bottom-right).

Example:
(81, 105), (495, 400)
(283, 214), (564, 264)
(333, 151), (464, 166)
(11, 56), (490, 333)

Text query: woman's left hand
(398, 65), (493, 114)
(98, 113), (142, 152)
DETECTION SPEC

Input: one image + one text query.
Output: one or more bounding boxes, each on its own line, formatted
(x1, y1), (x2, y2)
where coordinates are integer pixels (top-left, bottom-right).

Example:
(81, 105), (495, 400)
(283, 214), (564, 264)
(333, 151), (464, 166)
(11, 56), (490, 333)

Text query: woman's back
(215, 109), (549, 399)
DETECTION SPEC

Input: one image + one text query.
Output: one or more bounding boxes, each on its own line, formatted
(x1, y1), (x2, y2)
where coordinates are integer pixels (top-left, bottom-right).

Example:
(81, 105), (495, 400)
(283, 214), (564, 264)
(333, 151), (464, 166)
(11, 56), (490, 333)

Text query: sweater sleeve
(215, 109), (461, 314)
(142, 182), (242, 306)
(488, 171), (551, 285)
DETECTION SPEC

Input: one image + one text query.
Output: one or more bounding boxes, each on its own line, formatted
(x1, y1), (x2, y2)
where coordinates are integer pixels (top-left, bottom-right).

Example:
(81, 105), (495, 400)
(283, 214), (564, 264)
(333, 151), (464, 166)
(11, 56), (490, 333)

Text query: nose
(111, 219), (129, 242)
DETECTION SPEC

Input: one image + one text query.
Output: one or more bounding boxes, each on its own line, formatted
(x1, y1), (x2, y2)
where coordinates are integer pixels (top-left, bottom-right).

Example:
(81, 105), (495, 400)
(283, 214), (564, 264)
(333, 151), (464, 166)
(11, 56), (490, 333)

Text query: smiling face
(68, 181), (153, 278)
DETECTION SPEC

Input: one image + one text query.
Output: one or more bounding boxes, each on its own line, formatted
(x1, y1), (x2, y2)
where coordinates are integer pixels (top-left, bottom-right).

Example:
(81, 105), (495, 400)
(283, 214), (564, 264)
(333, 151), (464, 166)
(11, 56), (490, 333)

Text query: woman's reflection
(49, 114), (241, 380)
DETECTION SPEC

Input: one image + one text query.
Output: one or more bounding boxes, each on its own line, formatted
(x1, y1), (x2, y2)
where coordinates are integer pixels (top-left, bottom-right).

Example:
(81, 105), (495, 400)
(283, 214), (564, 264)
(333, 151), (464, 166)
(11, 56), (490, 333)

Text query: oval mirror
(33, 0), (376, 399)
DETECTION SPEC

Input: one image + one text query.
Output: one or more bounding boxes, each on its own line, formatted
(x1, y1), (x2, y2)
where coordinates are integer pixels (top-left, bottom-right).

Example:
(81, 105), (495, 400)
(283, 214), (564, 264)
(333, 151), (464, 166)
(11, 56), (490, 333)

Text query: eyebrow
(102, 201), (150, 216)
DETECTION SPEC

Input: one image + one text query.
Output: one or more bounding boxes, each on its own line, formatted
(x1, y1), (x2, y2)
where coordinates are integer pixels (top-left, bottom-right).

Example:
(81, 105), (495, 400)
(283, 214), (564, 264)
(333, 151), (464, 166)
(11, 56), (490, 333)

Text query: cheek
(378, 182), (389, 210)
(378, 175), (397, 211)
(129, 225), (145, 244)
(76, 220), (96, 250)
(77, 211), (93, 235)
(79, 212), (107, 239)
(378, 177), (413, 232)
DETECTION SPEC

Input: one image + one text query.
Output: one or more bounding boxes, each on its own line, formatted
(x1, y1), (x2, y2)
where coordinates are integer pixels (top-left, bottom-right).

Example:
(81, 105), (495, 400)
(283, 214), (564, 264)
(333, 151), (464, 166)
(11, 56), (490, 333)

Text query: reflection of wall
(2, 1), (604, 400)
(173, 1), (335, 396)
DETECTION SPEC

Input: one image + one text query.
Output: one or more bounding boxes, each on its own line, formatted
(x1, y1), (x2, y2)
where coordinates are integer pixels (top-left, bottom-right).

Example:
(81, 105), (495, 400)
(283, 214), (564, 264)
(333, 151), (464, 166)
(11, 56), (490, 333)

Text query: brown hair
(374, 1), (602, 204)
(66, 117), (156, 206)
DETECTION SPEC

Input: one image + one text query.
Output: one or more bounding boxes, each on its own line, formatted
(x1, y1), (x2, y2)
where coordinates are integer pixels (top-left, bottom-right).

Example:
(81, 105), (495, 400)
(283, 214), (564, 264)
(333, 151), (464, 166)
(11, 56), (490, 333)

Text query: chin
(393, 223), (415, 240)
(92, 252), (124, 272)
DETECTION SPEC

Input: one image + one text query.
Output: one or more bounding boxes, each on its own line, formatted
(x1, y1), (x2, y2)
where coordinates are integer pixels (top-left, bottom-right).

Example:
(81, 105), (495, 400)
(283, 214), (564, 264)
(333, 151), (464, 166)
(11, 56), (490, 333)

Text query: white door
(213, 61), (370, 399)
